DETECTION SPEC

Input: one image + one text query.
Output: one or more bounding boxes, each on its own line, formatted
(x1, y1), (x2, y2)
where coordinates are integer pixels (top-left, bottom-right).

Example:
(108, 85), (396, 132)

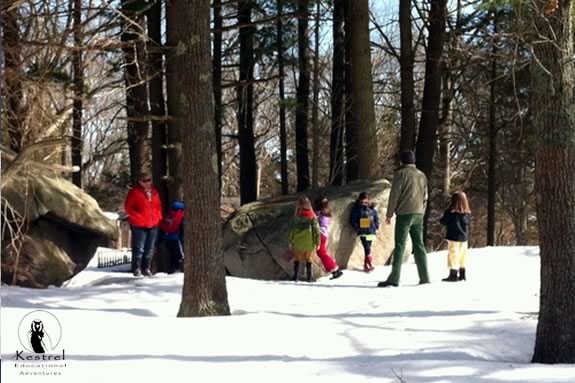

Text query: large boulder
(1, 170), (118, 288)
(223, 179), (411, 280)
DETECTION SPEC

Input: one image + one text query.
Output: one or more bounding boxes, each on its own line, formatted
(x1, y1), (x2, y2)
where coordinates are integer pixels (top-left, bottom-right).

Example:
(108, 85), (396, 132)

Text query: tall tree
(415, 0), (448, 179)
(213, 0), (223, 188)
(277, 0), (289, 194)
(147, 0), (168, 209)
(311, 0), (321, 188)
(71, 0), (84, 187)
(2, 0), (23, 152)
(399, 0), (416, 151)
(237, 0), (258, 203)
(347, 0), (379, 179)
(329, 0), (345, 185)
(166, 0), (184, 201)
(530, 0), (575, 363)
(487, 11), (498, 246)
(295, 0), (311, 191)
(122, 0), (150, 183)
(343, 0), (358, 181)
(174, 0), (230, 317)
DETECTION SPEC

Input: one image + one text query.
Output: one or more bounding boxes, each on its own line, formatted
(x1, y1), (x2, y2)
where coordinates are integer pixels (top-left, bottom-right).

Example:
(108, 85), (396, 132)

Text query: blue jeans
(131, 226), (158, 271)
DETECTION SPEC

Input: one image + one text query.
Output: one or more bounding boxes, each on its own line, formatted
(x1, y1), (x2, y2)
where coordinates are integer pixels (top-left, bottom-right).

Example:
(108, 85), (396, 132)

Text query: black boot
(305, 263), (313, 282)
(292, 262), (300, 281)
(331, 269), (343, 280)
(458, 268), (466, 281)
(442, 269), (459, 282)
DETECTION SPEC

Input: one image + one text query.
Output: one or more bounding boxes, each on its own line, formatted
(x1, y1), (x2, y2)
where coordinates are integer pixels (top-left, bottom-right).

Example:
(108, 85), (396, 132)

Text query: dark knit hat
(400, 149), (416, 165)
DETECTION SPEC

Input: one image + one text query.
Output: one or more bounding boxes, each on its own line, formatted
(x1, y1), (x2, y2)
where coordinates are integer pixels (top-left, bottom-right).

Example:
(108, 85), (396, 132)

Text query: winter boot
(292, 262), (300, 281)
(458, 268), (466, 281)
(132, 258), (142, 277)
(442, 269), (459, 282)
(306, 262), (313, 282)
(331, 269), (343, 280)
(364, 255), (374, 273)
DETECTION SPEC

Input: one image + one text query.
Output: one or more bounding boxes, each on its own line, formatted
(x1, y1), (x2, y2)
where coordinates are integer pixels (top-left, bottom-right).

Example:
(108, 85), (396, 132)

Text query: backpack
(359, 207), (371, 229)
(159, 208), (185, 235)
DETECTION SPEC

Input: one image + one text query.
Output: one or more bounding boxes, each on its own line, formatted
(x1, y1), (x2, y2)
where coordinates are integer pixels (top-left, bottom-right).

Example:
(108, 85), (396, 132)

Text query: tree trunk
(329, 0), (345, 186)
(343, 0), (358, 182)
(347, 0), (379, 180)
(237, 0), (258, 203)
(311, 0), (320, 188)
(213, 0), (223, 189)
(487, 12), (498, 246)
(399, 0), (416, 152)
(438, 66), (453, 194)
(295, 0), (311, 192)
(415, 0), (447, 179)
(174, 0), (230, 318)
(166, 0), (184, 201)
(71, 0), (83, 187)
(122, 0), (150, 184)
(2, 0), (24, 152)
(148, 0), (168, 211)
(530, 0), (575, 363)
(277, 0), (289, 194)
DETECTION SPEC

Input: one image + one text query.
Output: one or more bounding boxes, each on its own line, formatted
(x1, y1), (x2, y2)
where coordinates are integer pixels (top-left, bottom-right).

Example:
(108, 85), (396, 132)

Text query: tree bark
(343, 0), (358, 182)
(277, 0), (289, 194)
(399, 0), (416, 152)
(487, 12), (498, 246)
(237, 0), (258, 203)
(71, 0), (83, 187)
(213, 0), (223, 189)
(415, 0), (447, 179)
(148, 0), (168, 210)
(2, 0), (24, 152)
(174, 0), (230, 318)
(295, 0), (311, 191)
(329, 0), (345, 186)
(122, 0), (150, 184)
(530, 0), (575, 363)
(311, 0), (320, 188)
(347, 0), (379, 180)
(166, 0), (184, 201)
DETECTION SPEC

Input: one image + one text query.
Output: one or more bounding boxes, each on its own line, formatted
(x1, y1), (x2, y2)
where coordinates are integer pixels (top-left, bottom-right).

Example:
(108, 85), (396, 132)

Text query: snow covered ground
(2, 246), (575, 382)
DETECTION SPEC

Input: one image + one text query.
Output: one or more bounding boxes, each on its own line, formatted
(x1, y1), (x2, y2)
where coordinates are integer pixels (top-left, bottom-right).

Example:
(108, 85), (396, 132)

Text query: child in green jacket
(289, 196), (321, 282)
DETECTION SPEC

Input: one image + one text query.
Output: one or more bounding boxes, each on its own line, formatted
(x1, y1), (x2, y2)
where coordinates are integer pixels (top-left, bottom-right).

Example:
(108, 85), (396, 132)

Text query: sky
(2, 246), (575, 382)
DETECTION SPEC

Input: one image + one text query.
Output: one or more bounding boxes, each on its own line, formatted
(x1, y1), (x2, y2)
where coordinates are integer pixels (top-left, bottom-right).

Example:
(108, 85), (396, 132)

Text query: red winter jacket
(124, 185), (163, 228)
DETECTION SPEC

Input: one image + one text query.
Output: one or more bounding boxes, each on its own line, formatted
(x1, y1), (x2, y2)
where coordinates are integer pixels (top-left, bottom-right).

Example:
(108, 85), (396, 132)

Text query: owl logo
(18, 311), (62, 353)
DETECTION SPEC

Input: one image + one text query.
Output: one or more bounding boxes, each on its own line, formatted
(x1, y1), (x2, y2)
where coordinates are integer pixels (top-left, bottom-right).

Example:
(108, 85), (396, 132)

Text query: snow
(2, 246), (575, 382)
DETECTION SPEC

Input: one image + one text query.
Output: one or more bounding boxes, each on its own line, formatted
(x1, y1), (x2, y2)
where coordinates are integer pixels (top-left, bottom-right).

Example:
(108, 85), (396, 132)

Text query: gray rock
(2, 170), (118, 288)
(223, 179), (412, 280)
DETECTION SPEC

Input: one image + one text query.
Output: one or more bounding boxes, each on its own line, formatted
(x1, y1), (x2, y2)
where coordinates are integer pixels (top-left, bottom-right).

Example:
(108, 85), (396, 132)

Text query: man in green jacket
(378, 149), (430, 287)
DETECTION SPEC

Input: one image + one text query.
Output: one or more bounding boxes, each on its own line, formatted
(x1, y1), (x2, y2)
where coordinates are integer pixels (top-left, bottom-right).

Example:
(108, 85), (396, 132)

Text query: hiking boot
(458, 268), (466, 281)
(377, 281), (398, 287)
(442, 269), (459, 282)
(142, 269), (152, 277)
(133, 268), (142, 277)
(331, 269), (343, 280)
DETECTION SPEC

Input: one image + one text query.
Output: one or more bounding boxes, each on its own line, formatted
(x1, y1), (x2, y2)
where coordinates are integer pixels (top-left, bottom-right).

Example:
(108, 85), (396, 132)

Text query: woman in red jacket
(124, 172), (163, 276)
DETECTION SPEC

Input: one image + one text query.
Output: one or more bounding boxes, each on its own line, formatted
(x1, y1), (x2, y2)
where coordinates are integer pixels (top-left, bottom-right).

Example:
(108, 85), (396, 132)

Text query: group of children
(288, 191), (472, 283)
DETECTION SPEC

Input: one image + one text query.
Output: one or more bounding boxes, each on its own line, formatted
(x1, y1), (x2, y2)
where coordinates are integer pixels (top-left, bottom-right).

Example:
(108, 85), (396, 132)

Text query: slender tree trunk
(530, 0), (575, 363)
(148, 0), (168, 210)
(399, 0), (416, 151)
(174, 0), (230, 318)
(330, 0), (345, 186)
(166, 0), (184, 201)
(2, 0), (24, 152)
(487, 12), (498, 246)
(438, 64), (454, 194)
(277, 0), (289, 194)
(414, 0), (447, 179)
(122, 0), (150, 183)
(343, 0), (358, 182)
(295, 0), (311, 191)
(213, 0), (223, 189)
(347, 0), (379, 180)
(311, 0), (320, 188)
(71, 0), (83, 187)
(237, 0), (258, 203)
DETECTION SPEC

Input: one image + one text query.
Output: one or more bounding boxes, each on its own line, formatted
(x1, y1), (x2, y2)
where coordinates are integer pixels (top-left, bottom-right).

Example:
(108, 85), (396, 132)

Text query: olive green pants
(385, 214), (430, 285)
